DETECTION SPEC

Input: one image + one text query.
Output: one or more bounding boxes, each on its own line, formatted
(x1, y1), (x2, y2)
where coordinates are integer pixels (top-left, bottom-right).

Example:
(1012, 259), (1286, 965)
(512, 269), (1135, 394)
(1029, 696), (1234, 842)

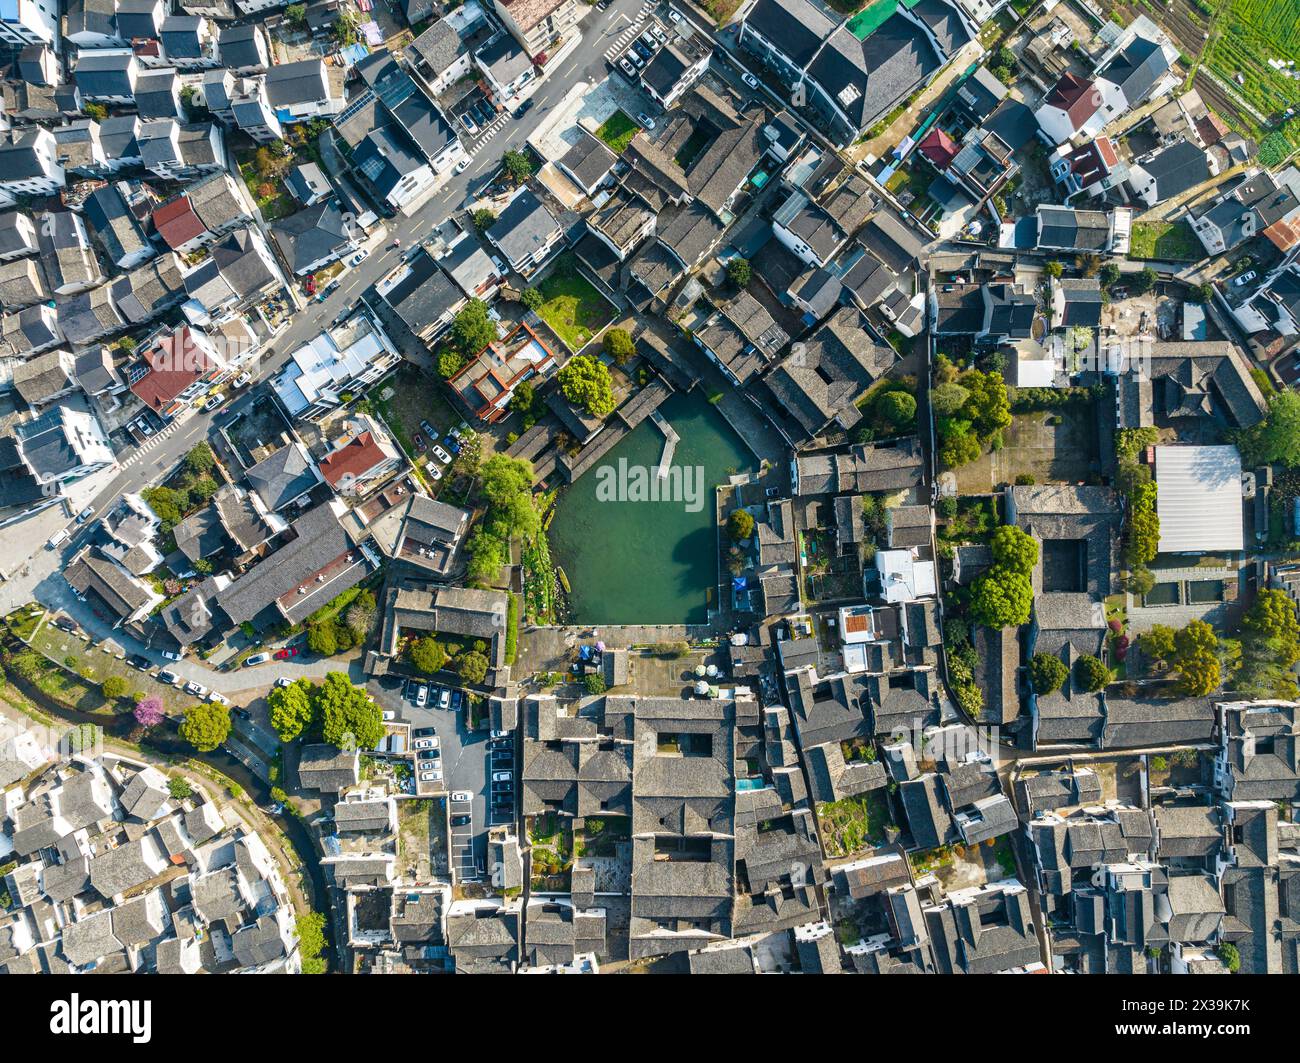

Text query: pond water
(548, 389), (756, 625)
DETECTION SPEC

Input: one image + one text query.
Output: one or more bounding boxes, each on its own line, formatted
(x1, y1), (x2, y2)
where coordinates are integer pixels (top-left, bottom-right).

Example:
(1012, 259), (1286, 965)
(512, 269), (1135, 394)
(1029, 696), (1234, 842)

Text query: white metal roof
(1154, 444), (1243, 553)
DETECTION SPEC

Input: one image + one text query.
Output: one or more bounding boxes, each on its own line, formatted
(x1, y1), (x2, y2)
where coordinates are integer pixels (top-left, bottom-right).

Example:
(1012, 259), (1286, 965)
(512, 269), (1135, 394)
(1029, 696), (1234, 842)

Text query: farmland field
(1101, 0), (1300, 154)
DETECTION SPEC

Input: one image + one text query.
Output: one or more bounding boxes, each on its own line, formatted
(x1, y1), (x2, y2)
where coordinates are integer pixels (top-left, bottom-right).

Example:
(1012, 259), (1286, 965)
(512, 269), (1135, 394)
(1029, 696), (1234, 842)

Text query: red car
(274, 647), (299, 660)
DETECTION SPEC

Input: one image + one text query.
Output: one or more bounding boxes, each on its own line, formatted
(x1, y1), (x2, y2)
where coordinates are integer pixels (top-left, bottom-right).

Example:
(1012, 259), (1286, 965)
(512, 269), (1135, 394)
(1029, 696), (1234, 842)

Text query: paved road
(2, 0), (651, 620)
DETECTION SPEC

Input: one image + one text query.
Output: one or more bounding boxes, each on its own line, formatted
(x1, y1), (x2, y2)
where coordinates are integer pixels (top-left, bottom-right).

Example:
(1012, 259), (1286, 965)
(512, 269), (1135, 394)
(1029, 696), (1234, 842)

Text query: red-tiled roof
(1046, 72), (1099, 129)
(129, 327), (213, 413)
(153, 195), (205, 250)
(918, 128), (960, 170)
(318, 432), (388, 487)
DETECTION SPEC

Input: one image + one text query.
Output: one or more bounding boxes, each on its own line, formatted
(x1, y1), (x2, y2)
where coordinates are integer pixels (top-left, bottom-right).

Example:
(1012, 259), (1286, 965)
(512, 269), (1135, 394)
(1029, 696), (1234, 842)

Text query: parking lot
(369, 674), (516, 885)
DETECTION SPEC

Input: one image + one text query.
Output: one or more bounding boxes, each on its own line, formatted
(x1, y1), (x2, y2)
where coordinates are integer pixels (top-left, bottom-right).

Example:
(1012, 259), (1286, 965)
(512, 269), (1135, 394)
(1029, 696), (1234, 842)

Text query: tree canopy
(603, 327), (635, 365)
(317, 672), (383, 751)
(179, 702), (230, 753)
(990, 525), (1039, 573)
(558, 354), (615, 418)
(450, 299), (496, 357)
(1074, 654), (1109, 692)
(268, 679), (315, 742)
(1238, 390), (1300, 468)
(1171, 620), (1222, 696)
(1029, 652), (1068, 694)
(409, 636), (448, 675)
(969, 569), (1033, 628)
(458, 650), (489, 685)
(727, 508), (755, 542)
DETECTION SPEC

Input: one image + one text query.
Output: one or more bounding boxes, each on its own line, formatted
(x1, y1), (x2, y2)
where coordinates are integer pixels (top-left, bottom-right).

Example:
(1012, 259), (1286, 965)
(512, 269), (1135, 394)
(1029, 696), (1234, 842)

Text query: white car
(455, 157), (470, 174)
(274, 676), (294, 688)
(651, 25), (667, 43)
(184, 681), (209, 697)
(432, 445), (452, 464)
(1233, 270), (1258, 287)
(201, 394), (224, 412)
(438, 688), (451, 709)
(492, 771), (514, 784)
(76, 506), (94, 523)
(490, 729), (510, 740)
(415, 684), (429, 708)
(244, 652), (271, 667)
(637, 112), (656, 130)
(158, 670), (180, 686)
(427, 464), (443, 480)
(742, 71), (759, 90)
(350, 248), (370, 266)
(451, 790), (473, 803)
(232, 371), (252, 388)
(414, 738), (436, 749)
(382, 709), (396, 721)
(420, 768), (443, 782)
(207, 691), (230, 706)
(618, 57), (637, 79)
(668, 9), (682, 22)
(460, 112), (478, 135)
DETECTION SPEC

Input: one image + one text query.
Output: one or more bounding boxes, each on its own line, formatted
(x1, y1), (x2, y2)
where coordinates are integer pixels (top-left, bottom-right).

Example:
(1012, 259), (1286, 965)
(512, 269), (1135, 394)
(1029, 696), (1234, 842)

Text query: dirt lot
(953, 401), (1102, 493)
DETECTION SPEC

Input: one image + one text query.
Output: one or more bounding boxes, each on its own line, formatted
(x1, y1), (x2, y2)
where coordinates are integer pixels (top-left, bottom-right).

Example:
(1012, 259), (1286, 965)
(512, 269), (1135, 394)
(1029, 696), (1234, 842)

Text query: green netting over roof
(846, 0), (920, 40)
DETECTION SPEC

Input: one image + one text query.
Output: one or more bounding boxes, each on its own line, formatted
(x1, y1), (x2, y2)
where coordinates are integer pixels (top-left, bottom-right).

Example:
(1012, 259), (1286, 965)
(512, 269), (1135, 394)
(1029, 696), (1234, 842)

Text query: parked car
(418, 749), (439, 761)
(274, 676), (294, 688)
(742, 71), (759, 90)
(46, 528), (70, 550)
(54, 616), (79, 633)
(232, 371), (252, 388)
(513, 99), (533, 119)
(490, 729), (510, 740)
(413, 726), (436, 737)
(438, 688), (451, 710)
(1233, 270), (1258, 287)
(158, 670), (180, 686)
(637, 112), (656, 130)
(201, 393), (224, 412)
(451, 790), (473, 803)
(416, 684), (429, 708)
(420, 768), (443, 782)
(233, 708), (252, 721)
(432, 445), (452, 464)
(348, 248), (369, 267)
(492, 771), (514, 783)
(451, 813), (471, 827)
(668, 8), (683, 21)
(244, 652), (271, 666)
(184, 681), (209, 697)
(207, 691), (230, 706)
(127, 653), (151, 671)
(274, 646), (298, 660)
(76, 506), (94, 523)
(651, 25), (667, 43)
(414, 738), (435, 749)
(455, 157), (470, 174)
(460, 112), (478, 134)
(419, 419), (437, 438)
(443, 436), (461, 453)
(382, 709), (396, 721)
(427, 464), (443, 481)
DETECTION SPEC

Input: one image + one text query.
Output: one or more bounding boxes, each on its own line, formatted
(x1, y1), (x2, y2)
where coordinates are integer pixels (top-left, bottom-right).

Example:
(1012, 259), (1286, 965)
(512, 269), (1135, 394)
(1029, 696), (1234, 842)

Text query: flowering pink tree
(134, 696), (165, 729)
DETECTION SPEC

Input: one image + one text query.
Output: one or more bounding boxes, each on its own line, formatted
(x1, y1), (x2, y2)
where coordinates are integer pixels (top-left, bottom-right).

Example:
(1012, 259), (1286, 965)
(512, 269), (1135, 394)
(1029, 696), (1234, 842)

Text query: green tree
(520, 287), (543, 311)
(317, 672), (383, 750)
(451, 299), (496, 356)
(285, 2), (306, 22)
(557, 354), (615, 418)
(502, 148), (534, 185)
(1029, 652), (1068, 694)
(84, 101), (109, 120)
(1074, 654), (1109, 692)
(167, 777), (193, 801)
(584, 672), (607, 695)
(727, 508), (755, 542)
(603, 327), (635, 365)
(297, 911), (328, 974)
(1171, 620), (1221, 696)
(307, 622), (338, 657)
(1216, 941), (1240, 973)
(1234, 588), (1300, 699)
(473, 208), (497, 233)
(509, 380), (536, 416)
(1099, 263), (1122, 289)
(269, 679), (315, 742)
(186, 442), (215, 476)
(480, 454), (539, 540)
(100, 675), (128, 700)
(989, 524), (1039, 574)
(1125, 566), (1155, 596)
(876, 390), (916, 429)
(930, 382), (969, 416)
(179, 702), (231, 753)
(1044, 260), (1064, 278)
(1131, 267), (1158, 294)
(727, 257), (752, 287)
(466, 530), (508, 583)
(458, 650), (489, 685)
(963, 368), (1012, 441)
(1238, 390), (1300, 468)
(970, 569), (1033, 628)
(410, 636), (448, 675)
(1139, 624), (1177, 662)
(438, 349), (466, 379)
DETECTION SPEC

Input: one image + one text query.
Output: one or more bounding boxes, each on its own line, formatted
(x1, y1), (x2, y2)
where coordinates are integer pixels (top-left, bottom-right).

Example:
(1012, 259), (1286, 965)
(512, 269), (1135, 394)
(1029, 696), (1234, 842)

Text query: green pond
(548, 389), (756, 625)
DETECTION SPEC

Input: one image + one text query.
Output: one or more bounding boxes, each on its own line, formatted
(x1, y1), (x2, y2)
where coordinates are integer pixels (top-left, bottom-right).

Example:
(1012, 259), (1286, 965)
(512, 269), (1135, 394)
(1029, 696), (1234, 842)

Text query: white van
(46, 528), (70, 550)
